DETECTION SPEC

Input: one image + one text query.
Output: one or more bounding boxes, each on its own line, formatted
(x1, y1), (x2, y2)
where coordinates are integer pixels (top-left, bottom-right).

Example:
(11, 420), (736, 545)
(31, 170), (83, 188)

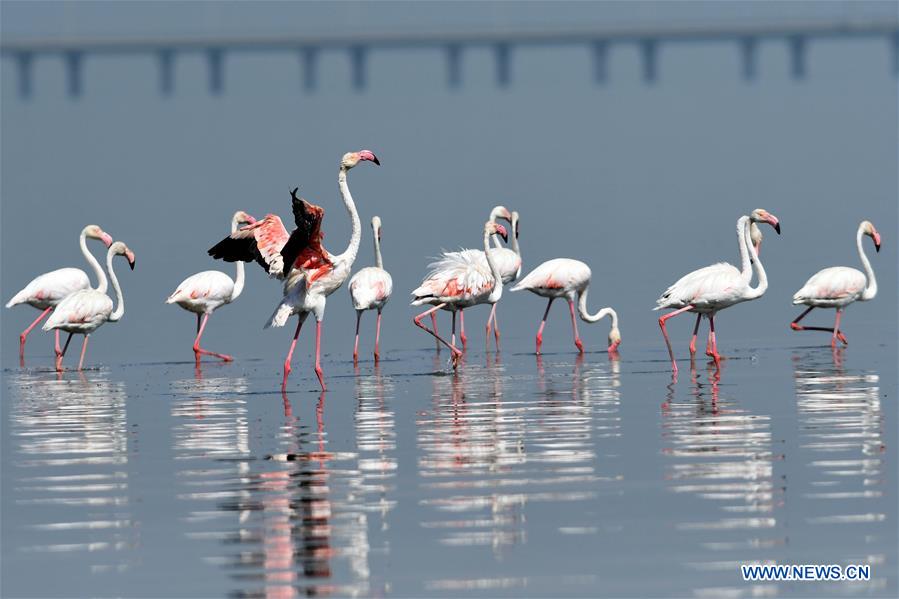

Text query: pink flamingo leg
(55, 332), (73, 372)
(832, 309), (843, 349)
(282, 314), (307, 391)
(658, 305), (694, 374)
(689, 313), (701, 355)
(707, 313), (721, 365)
(414, 303), (462, 366)
(314, 320), (326, 391)
(18, 306), (53, 361)
(77, 334), (90, 370)
(353, 310), (362, 365)
(193, 313), (233, 363)
(374, 309), (382, 362)
(431, 312), (440, 351)
(790, 306), (848, 345)
(568, 299), (584, 353)
(535, 298), (555, 355)
(459, 310), (468, 349)
(54, 330), (62, 357)
(492, 305), (501, 349)
(485, 304), (495, 346)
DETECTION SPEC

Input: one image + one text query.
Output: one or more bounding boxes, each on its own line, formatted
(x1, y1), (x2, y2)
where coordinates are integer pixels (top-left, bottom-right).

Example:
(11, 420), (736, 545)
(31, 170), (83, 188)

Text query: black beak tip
(774, 223), (781, 235)
(372, 156), (381, 166)
(129, 260), (136, 270)
(875, 243), (881, 253)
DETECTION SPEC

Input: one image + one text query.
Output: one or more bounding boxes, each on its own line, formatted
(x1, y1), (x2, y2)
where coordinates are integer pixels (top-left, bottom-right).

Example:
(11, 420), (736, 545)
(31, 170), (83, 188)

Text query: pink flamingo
(790, 220), (880, 347)
(655, 209), (781, 374)
(411, 221), (508, 367)
(510, 258), (621, 355)
(6, 225), (113, 362)
(167, 211), (256, 364)
(349, 216), (393, 364)
(425, 206), (517, 350)
(43, 241), (136, 371)
(208, 151), (380, 391)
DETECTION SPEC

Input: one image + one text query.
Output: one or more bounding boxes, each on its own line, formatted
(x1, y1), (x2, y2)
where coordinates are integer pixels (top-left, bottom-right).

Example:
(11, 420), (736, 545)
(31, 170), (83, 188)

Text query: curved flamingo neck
(230, 215), (246, 301)
(335, 167), (362, 270)
(484, 229), (503, 303)
(744, 218), (768, 300)
(735, 215), (752, 285)
(857, 225), (878, 301)
(577, 286), (616, 326)
(81, 230), (108, 294)
(106, 249), (125, 322)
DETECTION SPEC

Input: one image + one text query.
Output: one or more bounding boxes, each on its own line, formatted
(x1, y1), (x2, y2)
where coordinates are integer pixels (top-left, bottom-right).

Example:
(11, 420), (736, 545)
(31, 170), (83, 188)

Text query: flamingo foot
(373, 350), (380, 363)
(575, 338), (584, 354)
(790, 322), (803, 331)
(535, 334), (543, 355)
(689, 339), (697, 355)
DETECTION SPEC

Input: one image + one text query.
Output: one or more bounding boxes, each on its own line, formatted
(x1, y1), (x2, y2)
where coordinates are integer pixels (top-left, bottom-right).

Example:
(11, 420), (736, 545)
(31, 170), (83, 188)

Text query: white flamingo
(411, 221), (508, 368)
(790, 220), (880, 347)
(349, 216), (393, 364)
(166, 211), (257, 364)
(655, 209), (781, 374)
(208, 150), (380, 391)
(43, 241), (136, 371)
(511, 259), (620, 355)
(424, 206), (518, 350)
(6, 224), (113, 362)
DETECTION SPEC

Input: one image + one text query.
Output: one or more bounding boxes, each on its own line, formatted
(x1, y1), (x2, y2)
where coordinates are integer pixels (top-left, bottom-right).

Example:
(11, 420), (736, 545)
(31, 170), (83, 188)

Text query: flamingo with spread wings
(209, 150), (380, 391)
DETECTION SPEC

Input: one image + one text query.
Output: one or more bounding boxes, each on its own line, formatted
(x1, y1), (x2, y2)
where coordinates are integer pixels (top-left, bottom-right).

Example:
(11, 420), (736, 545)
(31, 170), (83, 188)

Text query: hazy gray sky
(2, 1), (896, 367)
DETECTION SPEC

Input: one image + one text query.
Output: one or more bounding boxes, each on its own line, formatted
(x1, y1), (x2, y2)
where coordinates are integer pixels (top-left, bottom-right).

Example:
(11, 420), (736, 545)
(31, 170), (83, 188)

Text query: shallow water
(2, 339), (895, 598)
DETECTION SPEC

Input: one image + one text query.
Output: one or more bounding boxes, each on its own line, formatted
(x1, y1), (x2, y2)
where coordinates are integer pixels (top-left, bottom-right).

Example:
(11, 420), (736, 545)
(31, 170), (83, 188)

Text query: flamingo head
(862, 220), (881, 252)
(485, 221), (508, 243)
(84, 224), (114, 248)
(110, 241), (136, 270)
(608, 326), (622, 353)
(342, 150), (380, 169)
(371, 216), (382, 241)
(488, 205), (513, 223)
(233, 211), (256, 226)
(750, 209), (780, 235)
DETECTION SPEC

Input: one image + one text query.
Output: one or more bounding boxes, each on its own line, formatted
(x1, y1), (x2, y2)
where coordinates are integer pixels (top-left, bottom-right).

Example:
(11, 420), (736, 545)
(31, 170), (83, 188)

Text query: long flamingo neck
(484, 229), (503, 303)
(336, 167), (361, 269)
(106, 250), (125, 322)
(81, 231), (108, 294)
(373, 230), (383, 269)
(736, 215), (752, 284)
(858, 226), (878, 301)
(745, 219), (768, 300)
(510, 217), (520, 257)
(230, 217), (245, 300)
(577, 286), (615, 325)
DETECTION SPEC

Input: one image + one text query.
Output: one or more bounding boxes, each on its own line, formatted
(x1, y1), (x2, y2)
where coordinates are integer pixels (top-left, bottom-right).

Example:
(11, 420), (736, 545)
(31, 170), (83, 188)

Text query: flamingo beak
(126, 251), (136, 270)
(494, 224), (508, 243)
(768, 216), (781, 235)
(873, 231), (881, 252)
(101, 232), (114, 248)
(358, 150), (380, 166)
(245, 215), (257, 225)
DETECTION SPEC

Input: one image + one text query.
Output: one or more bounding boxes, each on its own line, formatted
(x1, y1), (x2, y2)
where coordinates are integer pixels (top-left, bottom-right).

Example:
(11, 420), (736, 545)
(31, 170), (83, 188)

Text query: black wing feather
(208, 236), (271, 273)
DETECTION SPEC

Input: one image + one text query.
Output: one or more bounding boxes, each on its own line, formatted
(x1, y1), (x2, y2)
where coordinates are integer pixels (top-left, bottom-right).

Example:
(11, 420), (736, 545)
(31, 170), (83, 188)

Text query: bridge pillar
(158, 49), (175, 96)
(207, 48), (224, 94)
(641, 39), (658, 83)
(350, 45), (367, 91)
(494, 43), (511, 87)
(593, 40), (609, 83)
(446, 44), (462, 89)
(16, 52), (32, 99)
(789, 36), (806, 79)
(740, 37), (757, 81)
(65, 51), (82, 98)
(301, 47), (318, 91)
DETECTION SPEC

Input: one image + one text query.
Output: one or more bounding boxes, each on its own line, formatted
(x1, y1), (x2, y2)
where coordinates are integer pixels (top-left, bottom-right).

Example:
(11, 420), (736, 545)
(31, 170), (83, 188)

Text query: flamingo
(208, 150), (380, 391)
(790, 220), (880, 347)
(166, 211), (257, 364)
(348, 216), (393, 364)
(425, 206), (517, 350)
(6, 224), (113, 362)
(655, 209), (781, 374)
(43, 241), (136, 372)
(510, 259), (621, 356)
(411, 221), (508, 367)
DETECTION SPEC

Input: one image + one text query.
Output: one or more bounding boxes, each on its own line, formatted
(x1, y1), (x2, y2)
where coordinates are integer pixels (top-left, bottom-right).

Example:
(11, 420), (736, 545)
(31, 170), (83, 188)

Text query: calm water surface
(2, 341), (895, 597)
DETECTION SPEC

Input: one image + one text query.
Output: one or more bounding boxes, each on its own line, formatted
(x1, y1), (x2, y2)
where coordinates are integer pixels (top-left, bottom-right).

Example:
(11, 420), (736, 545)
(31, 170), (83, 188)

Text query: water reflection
(791, 348), (887, 594)
(171, 365), (395, 597)
(7, 371), (134, 572)
(661, 361), (783, 596)
(418, 353), (622, 588)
